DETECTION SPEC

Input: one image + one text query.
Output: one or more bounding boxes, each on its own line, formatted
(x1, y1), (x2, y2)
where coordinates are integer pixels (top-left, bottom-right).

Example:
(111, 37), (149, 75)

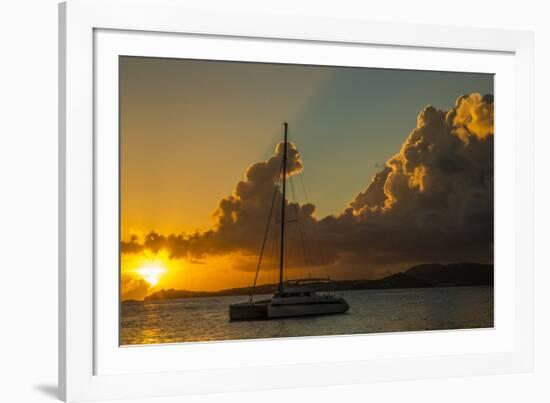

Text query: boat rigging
(229, 123), (349, 321)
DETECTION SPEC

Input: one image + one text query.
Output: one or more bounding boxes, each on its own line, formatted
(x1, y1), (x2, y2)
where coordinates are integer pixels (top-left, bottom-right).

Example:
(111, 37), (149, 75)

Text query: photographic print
(119, 57), (494, 345)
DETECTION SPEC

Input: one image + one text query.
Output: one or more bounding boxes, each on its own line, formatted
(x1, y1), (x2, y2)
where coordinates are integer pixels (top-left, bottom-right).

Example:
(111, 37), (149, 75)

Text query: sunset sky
(120, 56), (494, 300)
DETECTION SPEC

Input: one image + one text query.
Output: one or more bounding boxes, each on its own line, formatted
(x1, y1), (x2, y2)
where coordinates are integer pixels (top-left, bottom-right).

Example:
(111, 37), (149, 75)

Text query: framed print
(59, 0), (534, 401)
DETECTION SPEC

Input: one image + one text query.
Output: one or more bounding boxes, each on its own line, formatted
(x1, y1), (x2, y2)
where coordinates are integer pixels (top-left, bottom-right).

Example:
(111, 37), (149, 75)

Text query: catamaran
(229, 123), (349, 321)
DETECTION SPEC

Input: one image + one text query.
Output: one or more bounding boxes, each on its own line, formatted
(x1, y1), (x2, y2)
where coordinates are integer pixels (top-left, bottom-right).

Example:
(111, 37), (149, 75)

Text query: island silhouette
(122, 262), (493, 303)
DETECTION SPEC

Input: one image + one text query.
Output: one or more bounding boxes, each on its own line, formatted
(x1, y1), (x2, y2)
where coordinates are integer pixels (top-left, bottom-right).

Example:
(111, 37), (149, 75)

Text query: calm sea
(120, 286), (494, 345)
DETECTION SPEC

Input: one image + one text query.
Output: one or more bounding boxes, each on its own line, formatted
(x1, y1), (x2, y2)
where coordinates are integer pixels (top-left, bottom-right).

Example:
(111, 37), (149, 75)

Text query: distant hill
(137, 262), (493, 302)
(405, 262), (493, 286)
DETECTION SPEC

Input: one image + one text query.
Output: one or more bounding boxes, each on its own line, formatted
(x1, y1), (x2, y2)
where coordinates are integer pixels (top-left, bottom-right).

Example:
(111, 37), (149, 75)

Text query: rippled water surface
(120, 286), (493, 345)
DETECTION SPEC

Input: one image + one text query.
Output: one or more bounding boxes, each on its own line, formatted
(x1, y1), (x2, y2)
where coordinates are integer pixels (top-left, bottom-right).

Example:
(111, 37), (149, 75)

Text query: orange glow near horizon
(136, 264), (167, 287)
(120, 249), (274, 301)
(120, 246), (341, 301)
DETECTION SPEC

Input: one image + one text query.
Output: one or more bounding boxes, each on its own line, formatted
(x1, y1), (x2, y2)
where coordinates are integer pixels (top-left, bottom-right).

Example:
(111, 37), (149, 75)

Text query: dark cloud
(326, 93), (494, 266)
(123, 93), (494, 276)
(123, 141), (315, 263)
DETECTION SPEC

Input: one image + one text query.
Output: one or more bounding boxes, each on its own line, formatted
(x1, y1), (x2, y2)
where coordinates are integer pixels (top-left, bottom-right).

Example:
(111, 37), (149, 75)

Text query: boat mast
(279, 122), (288, 294)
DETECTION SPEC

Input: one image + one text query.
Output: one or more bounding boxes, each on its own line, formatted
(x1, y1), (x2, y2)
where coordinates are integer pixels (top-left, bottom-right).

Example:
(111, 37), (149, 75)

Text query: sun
(136, 263), (167, 287)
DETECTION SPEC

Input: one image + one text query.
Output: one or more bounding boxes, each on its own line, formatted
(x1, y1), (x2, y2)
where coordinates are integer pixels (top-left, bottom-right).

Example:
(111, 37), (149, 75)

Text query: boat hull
(229, 301), (269, 321)
(267, 298), (349, 319)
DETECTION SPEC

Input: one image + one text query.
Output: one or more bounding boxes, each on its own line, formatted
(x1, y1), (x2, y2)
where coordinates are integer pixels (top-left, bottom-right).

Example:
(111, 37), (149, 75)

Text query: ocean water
(120, 286), (494, 345)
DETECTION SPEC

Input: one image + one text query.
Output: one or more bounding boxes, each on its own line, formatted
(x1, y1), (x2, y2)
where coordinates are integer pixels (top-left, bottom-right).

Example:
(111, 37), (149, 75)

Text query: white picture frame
(59, 0), (534, 401)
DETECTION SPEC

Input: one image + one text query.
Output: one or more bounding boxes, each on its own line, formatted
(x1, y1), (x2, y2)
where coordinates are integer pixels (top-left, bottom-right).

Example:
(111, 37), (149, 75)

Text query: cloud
(327, 93), (494, 265)
(123, 141), (316, 263)
(123, 93), (494, 275)
(121, 273), (151, 301)
(452, 93), (494, 141)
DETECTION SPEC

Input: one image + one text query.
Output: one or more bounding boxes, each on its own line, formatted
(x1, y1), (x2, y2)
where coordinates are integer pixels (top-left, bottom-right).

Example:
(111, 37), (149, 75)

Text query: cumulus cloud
(122, 93), (494, 275)
(452, 93), (494, 141)
(123, 141), (317, 264)
(327, 92), (494, 265)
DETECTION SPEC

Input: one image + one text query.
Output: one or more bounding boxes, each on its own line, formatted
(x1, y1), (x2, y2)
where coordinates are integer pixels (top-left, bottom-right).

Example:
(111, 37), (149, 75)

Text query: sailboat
(229, 123), (349, 321)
